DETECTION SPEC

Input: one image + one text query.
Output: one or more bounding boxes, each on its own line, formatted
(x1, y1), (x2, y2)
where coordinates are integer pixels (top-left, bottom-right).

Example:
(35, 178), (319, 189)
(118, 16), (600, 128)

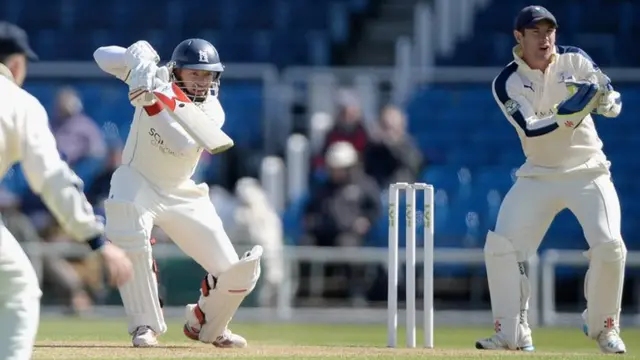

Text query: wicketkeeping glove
(556, 81), (600, 121)
(581, 73), (622, 117)
(593, 84), (622, 117)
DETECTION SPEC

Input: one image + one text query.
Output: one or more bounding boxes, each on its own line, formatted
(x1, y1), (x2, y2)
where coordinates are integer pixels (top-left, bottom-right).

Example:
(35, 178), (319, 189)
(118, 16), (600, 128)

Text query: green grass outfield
(34, 318), (640, 359)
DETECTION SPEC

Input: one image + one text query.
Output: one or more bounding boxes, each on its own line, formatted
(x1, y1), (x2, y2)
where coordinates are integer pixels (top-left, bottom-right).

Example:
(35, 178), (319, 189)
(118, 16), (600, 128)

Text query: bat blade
(152, 83), (234, 154)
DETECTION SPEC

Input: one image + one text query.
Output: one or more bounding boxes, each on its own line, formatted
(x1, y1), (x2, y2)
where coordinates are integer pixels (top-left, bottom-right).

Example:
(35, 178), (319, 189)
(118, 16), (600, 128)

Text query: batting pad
(104, 200), (166, 335)
(583, 240), (627, 338)
(484, 231), (530, 350)
(196, 245), (262, 343)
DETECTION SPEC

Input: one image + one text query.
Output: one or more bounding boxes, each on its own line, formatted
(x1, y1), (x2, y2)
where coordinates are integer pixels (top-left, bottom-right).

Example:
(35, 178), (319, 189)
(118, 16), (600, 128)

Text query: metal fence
(24, 242), (640, 327)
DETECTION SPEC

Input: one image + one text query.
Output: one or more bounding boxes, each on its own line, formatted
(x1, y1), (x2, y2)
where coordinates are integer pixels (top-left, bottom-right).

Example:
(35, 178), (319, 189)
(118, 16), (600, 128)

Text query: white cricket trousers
(488, 165), (626, 341)
(0, 223), (41, 360)
(495, 168), (621, 260)
(104, 165), (240, 335)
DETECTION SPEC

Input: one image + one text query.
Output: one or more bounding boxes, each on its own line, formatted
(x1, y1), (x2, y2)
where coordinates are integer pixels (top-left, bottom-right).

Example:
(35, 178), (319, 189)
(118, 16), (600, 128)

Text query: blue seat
(543, 210), (584, 250)
(9, 0), (352, 65)
(2, 1), (22, 23)
(289, 1), (331, 30)
(542, 209), (587, 278)
(219, 82), (264, 147)
(443, 196), (483, 244)
(281, 193), (309, 245)
(419, 166), (461, 196)
(473, 166), (515, 198)
(446, 148), (492, 168)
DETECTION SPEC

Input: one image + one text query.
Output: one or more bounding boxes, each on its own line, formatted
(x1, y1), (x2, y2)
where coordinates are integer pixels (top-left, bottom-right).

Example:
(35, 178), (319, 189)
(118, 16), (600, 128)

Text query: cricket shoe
(581, 310), (626, 354)
(475, 323), (534, 351)
(595, 329), (627, 354)
(183, 303), (248, 348)
(132, 325), (159, 347)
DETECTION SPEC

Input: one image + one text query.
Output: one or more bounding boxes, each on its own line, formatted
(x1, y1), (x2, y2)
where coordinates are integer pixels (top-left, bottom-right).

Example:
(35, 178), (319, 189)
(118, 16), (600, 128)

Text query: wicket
(387, 182), (434, 348)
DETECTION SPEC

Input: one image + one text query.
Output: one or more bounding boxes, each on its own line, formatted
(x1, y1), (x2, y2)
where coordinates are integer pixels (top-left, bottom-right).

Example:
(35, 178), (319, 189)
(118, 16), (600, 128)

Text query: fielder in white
(93, 39), (262, 348)
(476, 6), (626, 354)
(0, 21), (133, 360)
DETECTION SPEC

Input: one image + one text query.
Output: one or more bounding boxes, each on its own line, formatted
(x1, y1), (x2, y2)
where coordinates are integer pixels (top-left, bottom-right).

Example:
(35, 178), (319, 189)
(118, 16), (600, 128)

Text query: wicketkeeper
(476, 5), (626, 354)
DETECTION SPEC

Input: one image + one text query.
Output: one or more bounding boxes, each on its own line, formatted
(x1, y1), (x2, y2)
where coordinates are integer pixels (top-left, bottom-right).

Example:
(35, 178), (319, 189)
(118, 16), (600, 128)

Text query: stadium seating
(440, 0), (640, 67)
(6, 0), (638, 67)
(3, 0), (369, 67)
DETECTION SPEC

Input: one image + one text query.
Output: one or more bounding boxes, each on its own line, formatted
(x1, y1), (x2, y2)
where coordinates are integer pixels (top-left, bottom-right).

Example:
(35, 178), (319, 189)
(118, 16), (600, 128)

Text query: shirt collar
(512, 45), (558, 72)
(0, 63), (14, 83)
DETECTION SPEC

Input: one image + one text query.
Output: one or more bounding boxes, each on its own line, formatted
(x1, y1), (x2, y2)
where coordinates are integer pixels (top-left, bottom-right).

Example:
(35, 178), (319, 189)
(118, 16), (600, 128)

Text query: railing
(279, 66), (640, 84)
(540, 249), (640, 327)
(22, 241), (640, 326)
(391, 36), (413, 106)
(394, 0), (490, 106)
(413, 1), (435, 84)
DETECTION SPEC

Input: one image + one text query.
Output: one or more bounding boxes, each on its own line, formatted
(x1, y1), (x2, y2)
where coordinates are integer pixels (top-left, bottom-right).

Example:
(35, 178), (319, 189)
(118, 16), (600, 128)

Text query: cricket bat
(152, 82), (234, 154)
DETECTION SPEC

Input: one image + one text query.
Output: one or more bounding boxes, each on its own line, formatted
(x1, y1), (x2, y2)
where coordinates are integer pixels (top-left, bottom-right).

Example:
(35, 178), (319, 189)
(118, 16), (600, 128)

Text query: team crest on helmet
(198, 50), (209, 63)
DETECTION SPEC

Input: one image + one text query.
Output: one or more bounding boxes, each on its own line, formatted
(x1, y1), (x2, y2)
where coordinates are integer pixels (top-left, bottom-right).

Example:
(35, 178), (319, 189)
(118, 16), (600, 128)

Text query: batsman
(93, 39), (262, 348)
(477, 5), (626, 354)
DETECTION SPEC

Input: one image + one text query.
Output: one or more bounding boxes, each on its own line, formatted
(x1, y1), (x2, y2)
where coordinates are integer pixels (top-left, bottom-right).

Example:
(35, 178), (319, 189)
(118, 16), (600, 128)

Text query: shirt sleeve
(18, 95), (105, 245)
(93, 45), (130, 81)
(492, 74), (561, 137)
(19, 97), (66, 193)
(569, 46), (601, 78)
(569, 47), (622, 118)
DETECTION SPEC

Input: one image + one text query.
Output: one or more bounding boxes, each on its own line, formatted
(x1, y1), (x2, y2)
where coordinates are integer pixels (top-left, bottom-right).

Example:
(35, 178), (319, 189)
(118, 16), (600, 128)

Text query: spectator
(313, 89), (369, 169)
(51, 87), (107, 173)
(364, 105), (424, 187)
(302, 141), (381, 304)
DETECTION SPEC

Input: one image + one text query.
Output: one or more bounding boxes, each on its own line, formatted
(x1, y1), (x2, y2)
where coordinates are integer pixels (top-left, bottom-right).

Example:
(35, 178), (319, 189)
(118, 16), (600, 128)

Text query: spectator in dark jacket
(364, 105), (423, 187)
(304, 141), (381, 247)
(302, 141), (381, 304)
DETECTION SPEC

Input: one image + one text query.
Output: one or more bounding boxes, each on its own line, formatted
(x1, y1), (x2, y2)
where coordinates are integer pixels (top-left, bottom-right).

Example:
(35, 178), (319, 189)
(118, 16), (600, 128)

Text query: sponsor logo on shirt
(535, 108), (555, 117)
(148, 128), (182, 157)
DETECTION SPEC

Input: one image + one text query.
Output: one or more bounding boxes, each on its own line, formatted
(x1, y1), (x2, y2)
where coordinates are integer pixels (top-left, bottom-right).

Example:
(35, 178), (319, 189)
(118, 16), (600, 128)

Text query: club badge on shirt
(505, 99), (520, 115)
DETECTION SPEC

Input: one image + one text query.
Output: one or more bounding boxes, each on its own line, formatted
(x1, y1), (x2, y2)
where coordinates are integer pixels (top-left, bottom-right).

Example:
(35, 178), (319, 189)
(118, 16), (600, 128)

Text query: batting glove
(126, 61), (157, 107)
(123, 40), (160, 69)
